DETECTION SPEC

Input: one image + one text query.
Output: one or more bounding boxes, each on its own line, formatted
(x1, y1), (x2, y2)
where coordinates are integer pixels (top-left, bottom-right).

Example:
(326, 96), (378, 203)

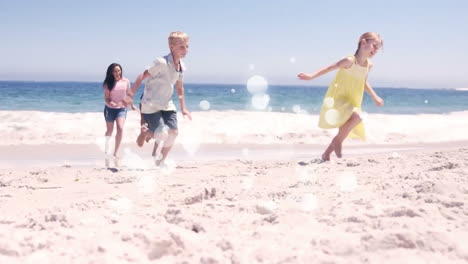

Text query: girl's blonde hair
(354, 32), (383, 55)
(168, 31), (189, 45)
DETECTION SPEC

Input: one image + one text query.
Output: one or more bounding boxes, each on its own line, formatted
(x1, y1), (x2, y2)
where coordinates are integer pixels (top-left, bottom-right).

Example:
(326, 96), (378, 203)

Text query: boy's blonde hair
(355, 32), (383, 55)
(168, 31), (189, 45)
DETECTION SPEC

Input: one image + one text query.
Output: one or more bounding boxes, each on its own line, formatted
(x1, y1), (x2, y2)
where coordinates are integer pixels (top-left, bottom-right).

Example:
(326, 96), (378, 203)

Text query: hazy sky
(1, 0), (467, 88)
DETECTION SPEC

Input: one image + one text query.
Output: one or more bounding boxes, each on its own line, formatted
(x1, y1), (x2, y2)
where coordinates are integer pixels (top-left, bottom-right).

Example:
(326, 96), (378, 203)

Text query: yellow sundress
(318, 55), (368, 139)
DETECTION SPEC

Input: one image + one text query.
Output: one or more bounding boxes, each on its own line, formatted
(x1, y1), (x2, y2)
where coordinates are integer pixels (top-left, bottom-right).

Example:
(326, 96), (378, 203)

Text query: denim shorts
(104, 105), (127, 122)
(142, 111), (178, 133)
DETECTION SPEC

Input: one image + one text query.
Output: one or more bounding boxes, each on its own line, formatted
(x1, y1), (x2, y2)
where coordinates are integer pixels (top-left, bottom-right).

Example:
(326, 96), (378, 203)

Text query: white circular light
(323, 97), (334, 108)
(199, 100), (210, 110)
(336, 172), (358, 192)
(247, 75), (268, 95)
(325, 109), (340, 126)
(251, 94), (270, 110)
(300, 193), (318, 212)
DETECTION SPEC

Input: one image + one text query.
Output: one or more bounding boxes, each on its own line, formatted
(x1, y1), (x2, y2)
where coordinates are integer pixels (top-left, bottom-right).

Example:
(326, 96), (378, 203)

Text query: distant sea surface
(1, 81), (468, 114)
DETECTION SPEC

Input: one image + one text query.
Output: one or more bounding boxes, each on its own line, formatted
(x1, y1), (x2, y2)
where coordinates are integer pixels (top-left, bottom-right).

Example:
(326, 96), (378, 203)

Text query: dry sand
(1, 147), (467, 263)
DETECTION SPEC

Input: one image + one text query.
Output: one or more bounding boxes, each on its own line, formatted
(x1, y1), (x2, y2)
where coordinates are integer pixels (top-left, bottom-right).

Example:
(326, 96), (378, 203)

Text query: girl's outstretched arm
(297, 57), (353, 81)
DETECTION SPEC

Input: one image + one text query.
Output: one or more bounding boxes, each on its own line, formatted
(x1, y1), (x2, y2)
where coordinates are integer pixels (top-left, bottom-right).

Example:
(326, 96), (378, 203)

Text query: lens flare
(323, 97), (334, 108)
(199, 100), (210, 110)
(336, 171), (358, 192)
(108, 196), (133, 214)
(295, 166), (315, 183)
(136, 175), (156, 194)
(122, 148), (149, 170)
(324, 109), (340, 126)
(292, 105), (301, 113)
(247, 75), (268, 95)
(251, 94), (270, 110)
(242, 148), (249, 158)
(300, 193), (318, 212)
(160, 158), (177, 176)
(241, 176), (254, 190)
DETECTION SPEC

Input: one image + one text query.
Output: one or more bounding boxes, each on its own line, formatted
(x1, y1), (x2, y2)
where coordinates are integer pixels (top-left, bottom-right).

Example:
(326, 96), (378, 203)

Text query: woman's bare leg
(114, 117), (125, 157)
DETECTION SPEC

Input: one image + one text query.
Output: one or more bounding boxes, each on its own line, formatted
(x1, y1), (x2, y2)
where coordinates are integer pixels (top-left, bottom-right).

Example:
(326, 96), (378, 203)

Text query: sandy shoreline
(2, 140), (468, 169)
(1, 110), (468, 262)
(1, 146), (467, 263)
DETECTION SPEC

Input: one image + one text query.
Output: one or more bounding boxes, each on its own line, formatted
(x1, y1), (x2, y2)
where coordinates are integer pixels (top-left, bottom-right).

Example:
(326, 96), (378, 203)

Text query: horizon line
(0, 79), (461, 90)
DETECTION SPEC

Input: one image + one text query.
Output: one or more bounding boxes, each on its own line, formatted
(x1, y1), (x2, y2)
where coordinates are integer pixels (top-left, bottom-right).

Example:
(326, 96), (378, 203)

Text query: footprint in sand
(386, 208), (420, 218)
(428, 162), (458, 171)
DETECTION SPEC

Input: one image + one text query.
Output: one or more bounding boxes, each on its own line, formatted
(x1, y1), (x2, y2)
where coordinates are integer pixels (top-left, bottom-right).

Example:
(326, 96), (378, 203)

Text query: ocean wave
(1, 110), (468, 146)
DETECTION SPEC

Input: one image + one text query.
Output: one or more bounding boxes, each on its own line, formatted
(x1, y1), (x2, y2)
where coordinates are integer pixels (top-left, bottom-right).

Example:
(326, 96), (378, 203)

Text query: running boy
(129, 31), (192, 165)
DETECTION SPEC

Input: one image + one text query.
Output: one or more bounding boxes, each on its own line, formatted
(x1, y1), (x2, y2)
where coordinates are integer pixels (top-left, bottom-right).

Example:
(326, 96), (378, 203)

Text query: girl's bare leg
(322, 140), (336, 161)
(322, 112), (362, 161)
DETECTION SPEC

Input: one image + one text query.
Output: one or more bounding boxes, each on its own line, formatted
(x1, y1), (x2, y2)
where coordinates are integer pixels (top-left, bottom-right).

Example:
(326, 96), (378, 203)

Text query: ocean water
(1, 81), (468, 114)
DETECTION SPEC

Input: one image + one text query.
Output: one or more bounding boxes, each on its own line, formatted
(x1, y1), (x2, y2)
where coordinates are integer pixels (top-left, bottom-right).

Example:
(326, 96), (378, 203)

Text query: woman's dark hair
(103, 63), (122, 91)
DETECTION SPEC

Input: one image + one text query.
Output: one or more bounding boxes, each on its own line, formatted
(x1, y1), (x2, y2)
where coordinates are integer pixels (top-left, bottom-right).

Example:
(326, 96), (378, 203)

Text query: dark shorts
(104, 105), (127, 122)
(143, 111), (178, 133)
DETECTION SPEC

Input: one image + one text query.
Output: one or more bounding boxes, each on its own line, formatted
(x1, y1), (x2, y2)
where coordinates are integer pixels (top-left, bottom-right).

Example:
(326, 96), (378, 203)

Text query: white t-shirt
(141, 53), (185, 113)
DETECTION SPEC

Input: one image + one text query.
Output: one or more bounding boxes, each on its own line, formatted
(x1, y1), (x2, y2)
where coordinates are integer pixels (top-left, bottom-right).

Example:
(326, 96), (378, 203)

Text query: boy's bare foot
(154, 158), (163, 167)
(136, 133), (146, 147)
(137, 124), (149, 147)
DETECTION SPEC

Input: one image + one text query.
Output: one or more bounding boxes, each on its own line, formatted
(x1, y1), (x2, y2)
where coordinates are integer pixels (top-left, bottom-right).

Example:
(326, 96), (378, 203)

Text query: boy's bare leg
(136, 129), (146, 147)
(136, 113), (147, 147)
(154, 130), (178, 166)
(152, 141), (162, 165)
(137, 129), (154, 147)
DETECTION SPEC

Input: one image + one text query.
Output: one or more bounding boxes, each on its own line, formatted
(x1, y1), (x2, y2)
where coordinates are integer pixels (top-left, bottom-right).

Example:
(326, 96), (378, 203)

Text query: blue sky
(1, 0), (467, 88)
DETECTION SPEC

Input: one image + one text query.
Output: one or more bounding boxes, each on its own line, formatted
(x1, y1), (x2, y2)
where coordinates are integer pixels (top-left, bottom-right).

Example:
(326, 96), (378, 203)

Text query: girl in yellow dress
(298, 32), (384, 161)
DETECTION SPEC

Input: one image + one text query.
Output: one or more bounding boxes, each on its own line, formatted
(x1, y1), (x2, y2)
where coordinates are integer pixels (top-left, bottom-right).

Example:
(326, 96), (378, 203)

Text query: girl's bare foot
(335, 141), (343, 158)
(321, 152), (330, 161)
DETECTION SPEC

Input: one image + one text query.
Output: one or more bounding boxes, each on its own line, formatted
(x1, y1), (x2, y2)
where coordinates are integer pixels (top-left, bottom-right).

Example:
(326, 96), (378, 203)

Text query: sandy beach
(1, 110), (468, 263)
